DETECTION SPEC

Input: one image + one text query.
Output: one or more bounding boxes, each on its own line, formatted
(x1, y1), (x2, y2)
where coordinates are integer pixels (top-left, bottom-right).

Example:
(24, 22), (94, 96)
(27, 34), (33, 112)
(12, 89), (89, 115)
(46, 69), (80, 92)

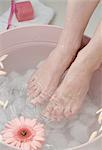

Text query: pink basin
(0, 25), (102, 150)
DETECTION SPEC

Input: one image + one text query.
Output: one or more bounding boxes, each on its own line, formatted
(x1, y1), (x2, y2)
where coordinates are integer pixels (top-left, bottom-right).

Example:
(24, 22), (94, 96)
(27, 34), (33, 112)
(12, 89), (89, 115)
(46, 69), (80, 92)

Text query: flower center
(21, 130), (27, 136)
(16, 127), (34, 142)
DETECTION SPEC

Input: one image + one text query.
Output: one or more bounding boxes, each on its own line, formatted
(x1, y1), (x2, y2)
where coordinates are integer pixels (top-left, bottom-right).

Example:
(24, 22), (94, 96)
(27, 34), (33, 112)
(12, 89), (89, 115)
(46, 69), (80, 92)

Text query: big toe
(51, 105), (64, 121)
(27, 83), (41, 100)
(31, 91), (51, 105)
(43, 101), (56, 118)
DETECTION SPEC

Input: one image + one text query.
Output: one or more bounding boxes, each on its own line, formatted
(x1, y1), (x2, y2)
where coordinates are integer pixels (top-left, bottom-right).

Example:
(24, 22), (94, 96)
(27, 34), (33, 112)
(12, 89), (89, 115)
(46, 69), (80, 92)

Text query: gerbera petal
(8, 118), (21, 127)
(21, 142), (24, 150)
(32, 119), (37, 123)
(11, 140), (18, 147)
(15, 141), (22, 149)
(20, 116), (25, 124)
(5, 123), (13, 129)
(34, 136), (45, 142)
(1, 117), (45, 150)
(4, 137), (14, 144)
(25, 119), (35, 127)
(23, 142), (31, 150)
(2, 132), (13, 138)
(36, 130), (45, 136)
(32, 141), (42, 148)
(14, 118), (21, 126)
(31, 142), (38, 150)
(1, 129), (14, 134)
(34, 124), (44, 130)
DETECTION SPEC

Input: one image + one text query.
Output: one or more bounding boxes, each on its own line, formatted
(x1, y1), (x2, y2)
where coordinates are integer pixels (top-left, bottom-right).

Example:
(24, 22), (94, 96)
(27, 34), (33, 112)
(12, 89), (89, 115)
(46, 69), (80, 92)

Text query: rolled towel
(15, 1), (35, 22)
(0, 0), (54, 30)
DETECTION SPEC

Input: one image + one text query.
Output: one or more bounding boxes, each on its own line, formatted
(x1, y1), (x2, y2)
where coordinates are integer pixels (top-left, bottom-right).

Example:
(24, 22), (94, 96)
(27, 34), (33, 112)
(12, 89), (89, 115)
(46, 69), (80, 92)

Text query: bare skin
(27, 35), (90, 104)
(44, 22), (102, 121)
(27, 0), (98, 103)
(27, 0), (101, 121)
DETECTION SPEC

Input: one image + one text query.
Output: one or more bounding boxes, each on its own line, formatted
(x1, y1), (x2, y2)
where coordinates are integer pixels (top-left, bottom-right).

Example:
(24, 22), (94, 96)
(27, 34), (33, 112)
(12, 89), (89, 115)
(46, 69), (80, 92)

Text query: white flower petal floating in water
(1, 116), (45, 150)
(89, 131), (98, 142)
(0, 100), (8, 109)
(98, 112), (102, 125)
(0, 70), (7, 75)
(0, 62), (4, 69)
(0, 54), (8, 69)
(0, 55), (8, 62)
(0, 100), (5, 107)
(96, 108), (102, 114)
(99, 125), (102, 133)
(3, 100), (9, 109)
(0, 54), (8, 75)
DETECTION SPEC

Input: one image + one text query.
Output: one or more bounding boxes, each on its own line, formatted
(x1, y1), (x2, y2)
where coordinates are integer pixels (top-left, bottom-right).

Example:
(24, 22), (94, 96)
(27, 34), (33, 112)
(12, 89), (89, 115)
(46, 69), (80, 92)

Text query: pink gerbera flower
(1, 116), (45, 150)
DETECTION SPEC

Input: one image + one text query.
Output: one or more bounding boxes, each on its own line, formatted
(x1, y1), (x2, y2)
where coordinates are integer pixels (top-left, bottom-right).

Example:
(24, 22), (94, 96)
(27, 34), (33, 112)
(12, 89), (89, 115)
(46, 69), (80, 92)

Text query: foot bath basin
(0, 25), (102, 150)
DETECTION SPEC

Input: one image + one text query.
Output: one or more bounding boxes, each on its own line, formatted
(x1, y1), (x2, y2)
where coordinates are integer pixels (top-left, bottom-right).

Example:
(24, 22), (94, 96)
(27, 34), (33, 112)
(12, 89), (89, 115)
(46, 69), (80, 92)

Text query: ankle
(76, 49), (102, 74)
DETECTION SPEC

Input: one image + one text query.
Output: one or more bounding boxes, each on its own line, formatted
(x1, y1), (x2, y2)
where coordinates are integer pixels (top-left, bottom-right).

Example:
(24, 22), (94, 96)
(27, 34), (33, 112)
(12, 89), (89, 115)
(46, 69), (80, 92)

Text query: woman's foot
(27, 46), (79, 104)
(27, 35), (90, 105)
(44, 23), (102, 121)
(44, 57), (92, 121)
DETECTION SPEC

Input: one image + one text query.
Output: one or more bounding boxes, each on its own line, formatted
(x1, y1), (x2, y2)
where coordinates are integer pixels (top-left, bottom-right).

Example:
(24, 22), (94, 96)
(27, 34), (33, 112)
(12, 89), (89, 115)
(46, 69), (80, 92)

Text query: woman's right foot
(27, 36), (90, 105)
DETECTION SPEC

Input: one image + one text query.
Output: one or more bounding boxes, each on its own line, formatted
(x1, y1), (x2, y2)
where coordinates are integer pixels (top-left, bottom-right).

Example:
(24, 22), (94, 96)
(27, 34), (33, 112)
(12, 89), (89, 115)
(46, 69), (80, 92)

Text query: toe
(31, 94), (44, 105)
(64, 105), (73, 118)
(50, 107), (59, 120)
(27, 84), (38, 96)
(51, 105), (64, 121)
(28, 85), (40, 100)
(44, 95), (66, 121)
(28, 78), (37, 90)
(46, 102), (54, 112)
(64, 102), (80, 118)
(30, 88), (41, 101)
(27, 77), (42, 102)
(31, 91), (51, 105)
(70, 102), (80, 115)
(43, 102), (54, 118)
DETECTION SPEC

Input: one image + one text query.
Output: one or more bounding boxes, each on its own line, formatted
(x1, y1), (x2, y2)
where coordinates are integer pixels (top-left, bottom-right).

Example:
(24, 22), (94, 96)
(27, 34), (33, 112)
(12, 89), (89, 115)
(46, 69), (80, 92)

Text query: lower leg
(27, 0), (99, 104)
(44, 21), (102, 121)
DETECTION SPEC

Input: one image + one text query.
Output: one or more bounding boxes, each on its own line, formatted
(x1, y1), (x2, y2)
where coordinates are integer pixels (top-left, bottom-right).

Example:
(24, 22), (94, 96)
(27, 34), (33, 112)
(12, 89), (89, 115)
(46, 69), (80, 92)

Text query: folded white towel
(0, 0), (54, 31)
